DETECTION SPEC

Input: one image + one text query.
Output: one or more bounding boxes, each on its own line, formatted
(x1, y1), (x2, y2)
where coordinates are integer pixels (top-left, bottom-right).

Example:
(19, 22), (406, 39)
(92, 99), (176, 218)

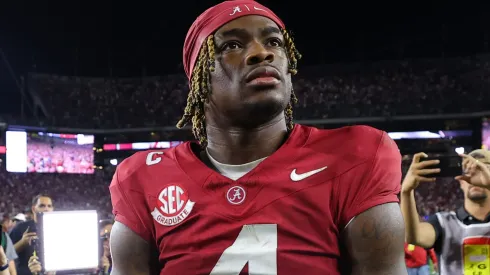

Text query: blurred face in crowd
(1, 218), (13, 232)
(10, 219), (20, 230)
(32, 196), (54, 216)
(208, 15), (292, 126)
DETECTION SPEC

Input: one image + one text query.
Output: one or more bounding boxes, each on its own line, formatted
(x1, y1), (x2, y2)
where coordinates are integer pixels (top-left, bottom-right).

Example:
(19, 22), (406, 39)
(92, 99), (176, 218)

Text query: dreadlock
(176, 29), (302, 146)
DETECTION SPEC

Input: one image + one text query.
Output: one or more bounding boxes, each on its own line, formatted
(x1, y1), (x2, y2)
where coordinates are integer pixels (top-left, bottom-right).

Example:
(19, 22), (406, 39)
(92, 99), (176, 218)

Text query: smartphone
(424, 155), (463, 177)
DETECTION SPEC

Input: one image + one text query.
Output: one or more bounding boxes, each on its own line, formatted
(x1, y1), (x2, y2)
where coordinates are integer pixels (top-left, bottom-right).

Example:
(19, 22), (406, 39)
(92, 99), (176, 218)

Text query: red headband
(183, 0), (285, 80)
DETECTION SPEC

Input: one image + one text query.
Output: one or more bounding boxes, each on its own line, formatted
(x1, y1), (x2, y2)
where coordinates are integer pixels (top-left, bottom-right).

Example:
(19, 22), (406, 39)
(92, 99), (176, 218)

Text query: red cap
(183, 0), (285, 80)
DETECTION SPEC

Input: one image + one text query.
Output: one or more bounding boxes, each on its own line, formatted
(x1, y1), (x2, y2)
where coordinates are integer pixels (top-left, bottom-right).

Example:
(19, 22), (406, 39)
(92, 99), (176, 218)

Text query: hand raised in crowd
(455, 154), (490, 189)
(28, 255), (42, 274)
(28, 255), (56, 275)
(401, 152), (441, 193)
(21, 227), (37, 247)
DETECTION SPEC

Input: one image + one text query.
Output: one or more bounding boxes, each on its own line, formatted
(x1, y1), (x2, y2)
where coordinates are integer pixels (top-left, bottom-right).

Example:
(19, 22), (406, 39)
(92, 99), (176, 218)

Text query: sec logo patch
(151, 184), (195, 226)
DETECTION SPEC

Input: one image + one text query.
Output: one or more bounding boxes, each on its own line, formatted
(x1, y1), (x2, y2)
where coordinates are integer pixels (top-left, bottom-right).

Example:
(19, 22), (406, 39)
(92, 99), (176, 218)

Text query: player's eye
(221, 41), (242, 51)
(267, 38), (284, 47)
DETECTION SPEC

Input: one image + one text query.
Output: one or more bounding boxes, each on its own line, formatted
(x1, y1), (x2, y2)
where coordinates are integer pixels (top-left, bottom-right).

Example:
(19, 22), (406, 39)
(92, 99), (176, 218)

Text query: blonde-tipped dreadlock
(176, 29), (302, 146)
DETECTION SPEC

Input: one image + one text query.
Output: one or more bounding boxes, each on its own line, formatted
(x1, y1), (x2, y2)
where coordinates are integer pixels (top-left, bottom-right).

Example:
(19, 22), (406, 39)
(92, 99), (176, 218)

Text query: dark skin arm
(110, 221), (151, 275)
(343, 203), (407, 275)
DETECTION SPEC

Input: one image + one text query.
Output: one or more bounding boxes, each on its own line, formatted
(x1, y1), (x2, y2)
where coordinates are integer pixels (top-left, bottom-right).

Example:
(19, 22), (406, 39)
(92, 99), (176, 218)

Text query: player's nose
(246, 41), (274, 66)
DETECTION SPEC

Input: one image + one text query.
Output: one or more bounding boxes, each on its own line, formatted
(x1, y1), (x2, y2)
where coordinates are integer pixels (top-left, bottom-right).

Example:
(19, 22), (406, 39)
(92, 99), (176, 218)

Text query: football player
(110, 1), (406, 274)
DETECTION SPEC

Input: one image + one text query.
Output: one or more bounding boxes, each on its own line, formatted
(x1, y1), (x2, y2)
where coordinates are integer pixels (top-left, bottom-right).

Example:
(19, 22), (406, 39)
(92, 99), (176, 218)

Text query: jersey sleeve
(110, 157), (154, 243)
(337, 130), (402, 228)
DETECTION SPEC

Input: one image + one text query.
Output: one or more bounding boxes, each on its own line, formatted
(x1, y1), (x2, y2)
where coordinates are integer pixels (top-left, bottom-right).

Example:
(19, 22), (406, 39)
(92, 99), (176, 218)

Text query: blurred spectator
(26, 255), (54, 275)
(0, 245), (11, 275)
(9, 195), (53, 275)
(11, 215), (26, 231)
(405, 243), (438, 275)
(97, 220), (113, 275)
(25, 219), (113, 275)
(1, 230), (17, 275)
(1, 216), (12, 234)
(2, 214), (26, 234)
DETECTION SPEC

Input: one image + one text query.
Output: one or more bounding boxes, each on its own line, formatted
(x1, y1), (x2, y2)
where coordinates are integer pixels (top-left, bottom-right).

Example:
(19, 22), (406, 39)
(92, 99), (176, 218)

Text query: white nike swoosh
(290, 166), (328, 182)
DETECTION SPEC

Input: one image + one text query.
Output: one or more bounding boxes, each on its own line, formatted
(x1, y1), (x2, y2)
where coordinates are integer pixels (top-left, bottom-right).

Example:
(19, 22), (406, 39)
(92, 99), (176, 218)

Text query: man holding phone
(26, 218), (111, 275)
(9, 195), (53, 275)
(401, 149), (490, 275)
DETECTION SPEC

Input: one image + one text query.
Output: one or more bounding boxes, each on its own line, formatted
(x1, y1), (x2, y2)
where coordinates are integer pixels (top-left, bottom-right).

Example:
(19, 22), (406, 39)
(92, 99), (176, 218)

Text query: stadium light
(455, 147), (465, 154)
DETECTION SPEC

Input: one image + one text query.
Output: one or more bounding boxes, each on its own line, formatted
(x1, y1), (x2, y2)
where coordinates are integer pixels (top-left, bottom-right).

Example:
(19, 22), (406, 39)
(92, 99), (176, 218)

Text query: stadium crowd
(10, 54), (490, 129)
(413, 177), (463, 217)
(27, 142), (94, 174)
(0, 167), (114, 221)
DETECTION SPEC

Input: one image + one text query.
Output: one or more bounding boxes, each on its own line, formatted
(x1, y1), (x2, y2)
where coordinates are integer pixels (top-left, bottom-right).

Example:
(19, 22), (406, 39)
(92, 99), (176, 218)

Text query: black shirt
(9, 220), (37, 275)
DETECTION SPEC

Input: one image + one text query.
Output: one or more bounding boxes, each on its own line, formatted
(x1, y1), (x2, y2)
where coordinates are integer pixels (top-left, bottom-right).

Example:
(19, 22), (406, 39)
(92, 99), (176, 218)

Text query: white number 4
(210, 224), (278, 275)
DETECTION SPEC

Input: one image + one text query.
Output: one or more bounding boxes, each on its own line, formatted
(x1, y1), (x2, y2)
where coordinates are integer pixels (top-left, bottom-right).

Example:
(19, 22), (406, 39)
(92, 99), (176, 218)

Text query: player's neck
(205, 115), (288, 165)
(465, 199), (490, 221)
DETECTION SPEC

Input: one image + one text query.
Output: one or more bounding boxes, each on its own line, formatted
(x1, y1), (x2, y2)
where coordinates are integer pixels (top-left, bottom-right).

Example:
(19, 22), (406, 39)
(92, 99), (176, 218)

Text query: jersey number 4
(210, 224), (278, 275)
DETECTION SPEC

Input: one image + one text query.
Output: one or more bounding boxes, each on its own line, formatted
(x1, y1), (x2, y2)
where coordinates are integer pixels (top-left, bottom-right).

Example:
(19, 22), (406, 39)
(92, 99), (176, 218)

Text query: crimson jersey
(110, 124), (402, 275)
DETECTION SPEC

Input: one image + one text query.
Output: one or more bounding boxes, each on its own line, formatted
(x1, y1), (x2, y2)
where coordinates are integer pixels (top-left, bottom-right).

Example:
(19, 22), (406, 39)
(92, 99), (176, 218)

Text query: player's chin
(243, 89), (288, 111)
(239, 82), (288, 108)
